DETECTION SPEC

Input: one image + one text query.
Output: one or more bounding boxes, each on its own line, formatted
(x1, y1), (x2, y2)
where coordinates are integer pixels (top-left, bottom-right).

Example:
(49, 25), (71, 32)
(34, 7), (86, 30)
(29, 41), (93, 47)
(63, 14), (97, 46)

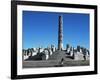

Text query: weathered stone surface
(58, 15), (63, 50)
(73, 52), (84, 60)
(49, 51), (66, 62)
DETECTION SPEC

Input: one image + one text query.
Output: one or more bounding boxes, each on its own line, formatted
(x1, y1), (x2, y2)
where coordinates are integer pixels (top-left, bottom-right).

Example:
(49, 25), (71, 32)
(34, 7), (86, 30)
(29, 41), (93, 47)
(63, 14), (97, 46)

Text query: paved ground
(23, 60), (89, 68)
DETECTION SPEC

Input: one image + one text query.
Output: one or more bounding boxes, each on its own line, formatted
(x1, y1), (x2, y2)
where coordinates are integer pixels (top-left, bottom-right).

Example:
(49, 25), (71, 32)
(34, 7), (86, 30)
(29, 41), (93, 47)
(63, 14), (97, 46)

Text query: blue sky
(22, 11), (90, 49)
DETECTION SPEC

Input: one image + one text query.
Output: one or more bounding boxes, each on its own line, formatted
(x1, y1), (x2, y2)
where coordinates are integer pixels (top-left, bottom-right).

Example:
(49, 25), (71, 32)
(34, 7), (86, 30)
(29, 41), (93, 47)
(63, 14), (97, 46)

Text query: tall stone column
(58, 15), (63, 50)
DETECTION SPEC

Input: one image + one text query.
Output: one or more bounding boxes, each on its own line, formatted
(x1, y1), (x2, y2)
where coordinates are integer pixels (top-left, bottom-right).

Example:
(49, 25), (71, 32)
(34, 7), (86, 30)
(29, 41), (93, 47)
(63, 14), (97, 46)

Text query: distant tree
(70, 47), (72, 51)
(77, 45), (80, 52)
(66, 44), (70, 49)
